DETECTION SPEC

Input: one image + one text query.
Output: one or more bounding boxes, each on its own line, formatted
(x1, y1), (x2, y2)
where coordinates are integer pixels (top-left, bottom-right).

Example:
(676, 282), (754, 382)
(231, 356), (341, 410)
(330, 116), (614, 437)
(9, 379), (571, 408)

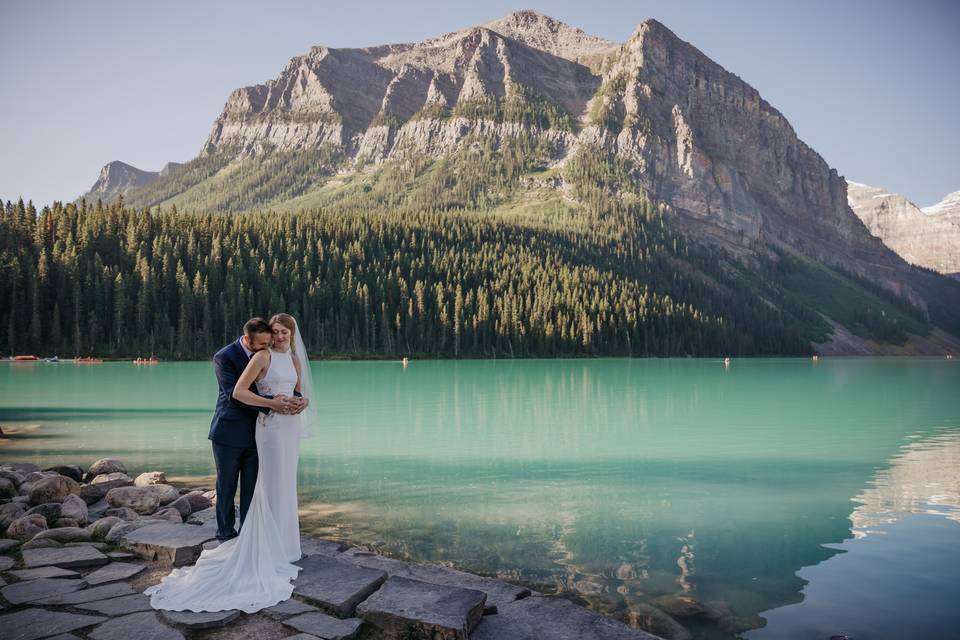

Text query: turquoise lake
(2, 357), (958, 638)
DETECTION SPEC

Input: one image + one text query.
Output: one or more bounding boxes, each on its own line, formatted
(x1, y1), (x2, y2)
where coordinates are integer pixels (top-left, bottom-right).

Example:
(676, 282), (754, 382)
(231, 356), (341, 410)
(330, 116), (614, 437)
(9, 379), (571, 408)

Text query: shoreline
(1, 457), (686, 639)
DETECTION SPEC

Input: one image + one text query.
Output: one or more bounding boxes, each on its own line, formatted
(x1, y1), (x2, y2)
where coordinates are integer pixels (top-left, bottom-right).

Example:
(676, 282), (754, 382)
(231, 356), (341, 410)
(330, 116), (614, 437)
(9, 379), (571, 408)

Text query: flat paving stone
(106, 551), (135, 560)
(293, 554), (387, 618)
(284, 635), (322, 640)
(22, 545), (109, 568)
(82, 561), (146, 585)
(262, 597), (319, 620)
(7, 566), (80, 580)
(121, 522), (218, 566)
(46, 634), (83, 640)
(469, 595), (664, 640)
(159, 609), (241, 629)
(283, 611), (363, 640)
(0, 608), (106, 640)
(355, 575), (486, 640)
(89, 611), (185, 640)
(1, 578), (89, 605)
(0, 539), (19, 553)
(36, 581), (135, 605)
(0, 557), (14, 571)
(338, 547), (533, 608)
(76, 593), (154, 616)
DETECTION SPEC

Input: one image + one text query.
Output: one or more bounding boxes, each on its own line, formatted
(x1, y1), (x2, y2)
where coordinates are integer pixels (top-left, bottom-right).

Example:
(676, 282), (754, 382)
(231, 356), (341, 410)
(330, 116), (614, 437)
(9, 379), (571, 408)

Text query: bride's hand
(291, 396), (308, 414)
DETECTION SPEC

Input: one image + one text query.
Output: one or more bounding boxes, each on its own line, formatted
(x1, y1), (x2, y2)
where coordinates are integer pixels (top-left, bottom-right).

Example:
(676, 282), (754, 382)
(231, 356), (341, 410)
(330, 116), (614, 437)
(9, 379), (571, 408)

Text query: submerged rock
(651, 594), (707, 619)
(631, 603), (691, 640)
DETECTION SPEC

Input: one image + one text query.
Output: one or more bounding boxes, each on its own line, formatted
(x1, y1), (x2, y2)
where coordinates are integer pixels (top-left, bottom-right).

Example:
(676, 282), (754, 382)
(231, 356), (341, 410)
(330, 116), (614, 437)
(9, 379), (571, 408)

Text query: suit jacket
(208, 338), (270, 448)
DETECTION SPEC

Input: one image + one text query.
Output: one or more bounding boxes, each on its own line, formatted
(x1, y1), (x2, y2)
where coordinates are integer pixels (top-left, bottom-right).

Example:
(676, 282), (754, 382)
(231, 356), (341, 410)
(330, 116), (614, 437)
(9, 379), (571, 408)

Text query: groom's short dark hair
(243, 317), (271, 336)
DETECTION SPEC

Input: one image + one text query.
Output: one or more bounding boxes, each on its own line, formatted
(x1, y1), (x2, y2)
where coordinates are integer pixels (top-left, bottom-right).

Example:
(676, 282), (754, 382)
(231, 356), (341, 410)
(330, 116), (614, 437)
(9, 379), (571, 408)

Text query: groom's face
(246, 331), (271, 353)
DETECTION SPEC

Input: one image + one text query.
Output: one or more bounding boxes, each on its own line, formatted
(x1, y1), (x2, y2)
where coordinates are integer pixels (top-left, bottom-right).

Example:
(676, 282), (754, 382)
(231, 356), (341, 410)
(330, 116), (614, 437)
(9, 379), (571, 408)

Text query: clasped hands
(268, 394), (308, 415)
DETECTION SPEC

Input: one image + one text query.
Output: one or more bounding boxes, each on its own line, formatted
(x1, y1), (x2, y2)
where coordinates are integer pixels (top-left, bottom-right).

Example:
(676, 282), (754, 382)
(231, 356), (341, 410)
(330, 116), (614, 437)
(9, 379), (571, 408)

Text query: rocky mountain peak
(480, 10), (618, 64)
(87, 161), (161, 198)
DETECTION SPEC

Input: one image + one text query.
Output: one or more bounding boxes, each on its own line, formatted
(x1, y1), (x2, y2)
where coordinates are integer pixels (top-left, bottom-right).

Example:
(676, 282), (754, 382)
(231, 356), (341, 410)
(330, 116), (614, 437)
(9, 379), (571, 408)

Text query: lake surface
(2, 357), (958, 638)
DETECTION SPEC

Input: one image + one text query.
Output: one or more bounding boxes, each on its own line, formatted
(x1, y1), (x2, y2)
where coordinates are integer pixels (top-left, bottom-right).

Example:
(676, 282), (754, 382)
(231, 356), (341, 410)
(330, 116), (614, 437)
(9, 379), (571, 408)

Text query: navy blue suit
(209, 338), (271, 539)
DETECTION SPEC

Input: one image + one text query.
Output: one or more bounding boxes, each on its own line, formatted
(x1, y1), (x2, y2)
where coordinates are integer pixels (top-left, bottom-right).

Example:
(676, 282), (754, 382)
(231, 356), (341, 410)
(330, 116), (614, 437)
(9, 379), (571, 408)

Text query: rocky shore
(0, 458), (668, 640)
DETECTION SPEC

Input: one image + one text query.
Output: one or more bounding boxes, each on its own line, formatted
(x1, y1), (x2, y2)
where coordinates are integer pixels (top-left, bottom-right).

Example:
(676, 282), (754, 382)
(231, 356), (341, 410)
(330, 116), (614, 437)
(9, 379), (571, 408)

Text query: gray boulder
(105, 487), (161, 514)
(184, 491), (212, 511)
(55, 517), (81, 528)
(0, 468), (26, 486)
(152, 507), (183, 523)
(166, 496), (193, 518)
(134, 471), (167, 487)
(141, 483), (180, 506)
(0, 501), (26, 528)
(25, 502), (62, 524)
(6, 513), (48, 541)
(61, 494), (89, 525)
(32, 526), (93, 543)
(45, 464), (84, 482)
(28, 475), (80, 505)
(88, 516), (123, 540)
(79, 482), (109, 505)
(0, 476), (15, 499)
(103, 506), (140, 521)
(24, 470), (60, 483)
(6, 462), (40, 472)
(87, 458), (127, 478)
(91, 472), (134, 487)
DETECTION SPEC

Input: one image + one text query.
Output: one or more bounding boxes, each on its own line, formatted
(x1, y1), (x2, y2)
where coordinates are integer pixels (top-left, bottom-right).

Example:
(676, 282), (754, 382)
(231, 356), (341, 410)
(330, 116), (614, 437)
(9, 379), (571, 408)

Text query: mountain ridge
(74, 10), (960, 354)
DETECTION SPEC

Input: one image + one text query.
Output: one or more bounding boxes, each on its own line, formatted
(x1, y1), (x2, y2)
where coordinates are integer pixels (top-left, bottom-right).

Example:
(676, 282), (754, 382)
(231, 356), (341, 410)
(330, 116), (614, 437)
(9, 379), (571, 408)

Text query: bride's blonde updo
(269, 313), (297, 353)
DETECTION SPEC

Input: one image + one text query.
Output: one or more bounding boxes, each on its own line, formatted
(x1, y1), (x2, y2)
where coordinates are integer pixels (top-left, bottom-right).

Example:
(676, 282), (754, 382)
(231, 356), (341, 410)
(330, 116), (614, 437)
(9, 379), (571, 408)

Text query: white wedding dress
(146, 347), (303, 613)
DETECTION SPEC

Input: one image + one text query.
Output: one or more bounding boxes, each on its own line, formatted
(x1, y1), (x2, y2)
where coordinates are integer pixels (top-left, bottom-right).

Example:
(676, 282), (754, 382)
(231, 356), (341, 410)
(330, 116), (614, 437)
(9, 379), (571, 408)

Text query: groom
(209, 317), (303, 541)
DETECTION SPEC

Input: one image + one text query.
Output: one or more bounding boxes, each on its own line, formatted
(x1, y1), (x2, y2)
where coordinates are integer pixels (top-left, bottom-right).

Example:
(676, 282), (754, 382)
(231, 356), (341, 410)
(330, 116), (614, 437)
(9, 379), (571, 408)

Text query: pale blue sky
(1, 0), (957, 208)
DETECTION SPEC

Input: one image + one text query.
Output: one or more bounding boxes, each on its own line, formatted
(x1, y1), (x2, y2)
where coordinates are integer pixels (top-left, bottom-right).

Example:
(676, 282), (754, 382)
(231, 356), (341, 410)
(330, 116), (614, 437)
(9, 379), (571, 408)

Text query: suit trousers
(211, 440), (259, 539)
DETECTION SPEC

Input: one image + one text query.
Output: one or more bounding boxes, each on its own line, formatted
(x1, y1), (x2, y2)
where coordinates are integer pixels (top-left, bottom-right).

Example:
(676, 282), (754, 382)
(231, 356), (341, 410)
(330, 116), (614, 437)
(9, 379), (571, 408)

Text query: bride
(145, 313), (315, 613)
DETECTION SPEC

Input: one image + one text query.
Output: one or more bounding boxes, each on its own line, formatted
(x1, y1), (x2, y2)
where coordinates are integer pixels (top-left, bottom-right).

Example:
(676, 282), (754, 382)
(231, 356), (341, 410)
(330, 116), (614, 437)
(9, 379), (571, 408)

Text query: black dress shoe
(216, 531), (239, 542)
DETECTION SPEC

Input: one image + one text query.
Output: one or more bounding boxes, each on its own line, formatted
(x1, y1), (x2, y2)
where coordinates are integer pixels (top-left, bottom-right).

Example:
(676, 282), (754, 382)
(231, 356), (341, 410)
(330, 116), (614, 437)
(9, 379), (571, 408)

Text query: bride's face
(271, 323), (292, 350)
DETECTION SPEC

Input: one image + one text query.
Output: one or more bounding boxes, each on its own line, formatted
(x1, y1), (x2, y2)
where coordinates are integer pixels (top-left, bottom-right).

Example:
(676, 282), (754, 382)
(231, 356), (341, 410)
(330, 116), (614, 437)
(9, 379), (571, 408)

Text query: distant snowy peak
(921, 190), (960, 217)
(847, 180), (960, 276)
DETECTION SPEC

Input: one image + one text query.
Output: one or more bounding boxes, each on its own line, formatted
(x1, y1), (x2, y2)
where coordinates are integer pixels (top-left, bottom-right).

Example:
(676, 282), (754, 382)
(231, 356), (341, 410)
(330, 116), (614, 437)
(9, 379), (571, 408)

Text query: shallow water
(2, 357), (958, 638)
